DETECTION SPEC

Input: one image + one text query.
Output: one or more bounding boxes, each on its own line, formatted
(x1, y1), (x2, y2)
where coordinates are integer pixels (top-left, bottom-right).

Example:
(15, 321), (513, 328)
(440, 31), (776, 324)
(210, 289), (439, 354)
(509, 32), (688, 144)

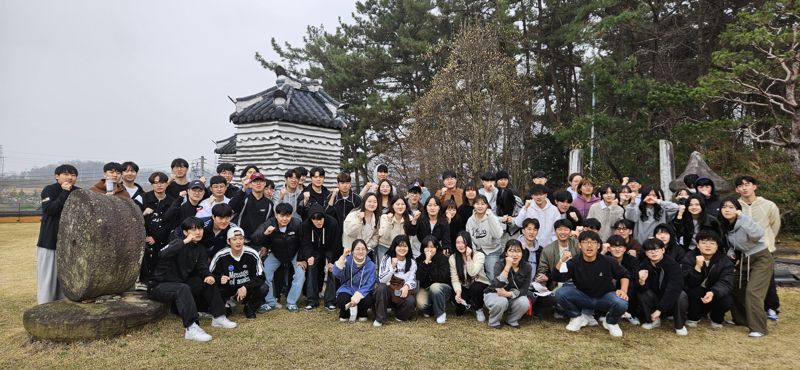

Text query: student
(373, 235), (418, 326)
(216, 163), (240, 199)
(147, 217), (236, 342)
(566, 172), (583, 201)
(273, 169), (304, 219)
(735, 175), (781, 321)
(164, 180), (206, 227)
(673, 193), (722, 251)
(166, 158), (191, 199)
(636, 238), (689, 336)
(416, 236), (452, 324)
(621, 176), (642, 205)
(90, 162), (128, 199)
(325, 173), (362, 310)
(296, 167), (331, 220)
(483, 239), (532, 329)
(494, 170), (520, 236)
(694, 177), (722, 217)
(679, 230), (734, 328)
(625, 186), (679, 244)
(141, 172), (175, 283)
(443, 199), (463, 251)
(342, 193), (380, 258)
(200, 204), (235, 257)
(518, 218), (542, 269)
(683, 174), (699, 193)
(587, 184), (624, 241)
(455, 182), (478, 232)
(434, 170), (465, 208)
(718, 197), (773, 337)
(572, 178), (600, 219)
(407, 196), (453, 255)
(229, 172), (275, 239)
(515, 184), (560, 247)
(536, 219), (580, 291)
(359, 163), (390, 198)
(251, 203), (306, 312)
(553, 191), (584, 228)
(239, 165), (260, 187)
(450, 231), (490, 322)
(333, 239), (377, 322)
(209, 227), (268, 319)
(531, 170), (555, 204)
(375, 179), (395, 214)
(294, 166), (308, 187)
(196, 176), (230, 219)
(653, 223), (686, 264)
(300, 205), (338, 310)
(552, 230), (630, 337)
(611, 219), (641, 257)
(378, 196), (409, 262)
(674, 188), (691, 204)
(405, 183), (424, 215)
(604, 235), (641, 325)
(618, 185), (635, 208)
(478, 172), (498, 211)
(465, 195), (504, 281)
(121, 161), (145, 209)
(37, 164), (79, 304)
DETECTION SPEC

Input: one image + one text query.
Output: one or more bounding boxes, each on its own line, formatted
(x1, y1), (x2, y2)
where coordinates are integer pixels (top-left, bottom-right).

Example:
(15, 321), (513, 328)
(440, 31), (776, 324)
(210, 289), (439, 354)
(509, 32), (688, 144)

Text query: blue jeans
(263, 253), (305, 306)
(555, 284), (628, 325)
(483, 249), (502, 282)
(417, 283), (453, 317)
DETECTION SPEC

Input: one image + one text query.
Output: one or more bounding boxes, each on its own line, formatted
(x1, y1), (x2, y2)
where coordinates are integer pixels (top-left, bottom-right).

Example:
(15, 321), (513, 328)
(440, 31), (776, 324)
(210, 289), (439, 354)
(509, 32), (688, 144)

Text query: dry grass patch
(0, 223), (798, 369)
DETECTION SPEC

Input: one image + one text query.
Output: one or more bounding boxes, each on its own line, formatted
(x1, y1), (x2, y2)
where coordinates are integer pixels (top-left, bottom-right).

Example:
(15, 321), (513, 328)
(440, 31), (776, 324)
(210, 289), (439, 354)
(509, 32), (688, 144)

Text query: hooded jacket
(334, 255), (376, 300)
(37, 183), (80, 250)
(251, 216), (305, 263)
(151, 238), (211, 284)
(142, 191), (175, 247)
(635, 254), (683, 314)
(515, 201), (561, 247)
(680, 248), (734, 298)
(301, 204), (339, 259)
(296, 184), (331, 220)
(164, 195), (203, 227)
(465, 212), (504, 255)
(738, 197), (781, 252)
(723, 214), (768, 257)
(625, 200), (679, 244)
(229, 188), (275, 238)
(572, 195), (601, 219)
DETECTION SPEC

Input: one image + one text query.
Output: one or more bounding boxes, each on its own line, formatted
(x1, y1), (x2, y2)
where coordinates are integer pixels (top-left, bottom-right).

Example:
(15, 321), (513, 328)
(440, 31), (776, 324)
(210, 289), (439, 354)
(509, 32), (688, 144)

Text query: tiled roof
(214, 135), (236, 155)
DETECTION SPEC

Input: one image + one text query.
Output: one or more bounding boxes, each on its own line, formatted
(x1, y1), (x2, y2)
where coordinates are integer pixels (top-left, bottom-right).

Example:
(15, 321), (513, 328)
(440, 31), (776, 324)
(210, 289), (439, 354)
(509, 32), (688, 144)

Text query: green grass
(0, 223), (798, 369)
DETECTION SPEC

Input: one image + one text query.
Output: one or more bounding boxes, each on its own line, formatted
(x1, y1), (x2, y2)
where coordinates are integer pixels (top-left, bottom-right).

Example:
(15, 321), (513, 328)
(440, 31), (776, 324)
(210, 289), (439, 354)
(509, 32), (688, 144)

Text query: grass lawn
(0, 223), (798, 369)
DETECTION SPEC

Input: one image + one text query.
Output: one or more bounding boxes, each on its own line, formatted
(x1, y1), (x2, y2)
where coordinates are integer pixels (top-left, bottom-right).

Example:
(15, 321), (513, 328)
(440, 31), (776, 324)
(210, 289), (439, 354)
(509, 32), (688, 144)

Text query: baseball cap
(250, 172), (266, 182)
(227, 226), (245, 240)
(189, 180), (205, 190)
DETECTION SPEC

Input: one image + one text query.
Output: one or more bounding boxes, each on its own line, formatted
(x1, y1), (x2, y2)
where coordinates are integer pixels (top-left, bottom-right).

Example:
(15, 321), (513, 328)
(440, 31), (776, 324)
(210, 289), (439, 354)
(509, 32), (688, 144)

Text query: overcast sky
(0, 0), (354, 175)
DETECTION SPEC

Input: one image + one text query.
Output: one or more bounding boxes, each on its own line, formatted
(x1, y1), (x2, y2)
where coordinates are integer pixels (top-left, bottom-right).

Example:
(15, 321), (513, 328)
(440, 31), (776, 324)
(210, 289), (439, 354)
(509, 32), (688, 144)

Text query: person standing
(37, 164), (79, 304)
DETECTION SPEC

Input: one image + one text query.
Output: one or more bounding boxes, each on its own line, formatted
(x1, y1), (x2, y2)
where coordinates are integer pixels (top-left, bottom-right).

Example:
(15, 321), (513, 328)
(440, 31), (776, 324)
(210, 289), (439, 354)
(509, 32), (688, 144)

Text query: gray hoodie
(466, 212), (504, 255)
(725, 214), (768, 257)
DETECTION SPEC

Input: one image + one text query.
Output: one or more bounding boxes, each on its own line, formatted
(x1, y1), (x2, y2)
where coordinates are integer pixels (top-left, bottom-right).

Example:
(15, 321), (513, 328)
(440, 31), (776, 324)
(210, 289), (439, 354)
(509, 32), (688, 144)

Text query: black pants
(455, 282), (488, 315)
(373, 284), (416, 323)
(335, 292), (374, 319)
(148, 277), (225, 328)
(639, 289), (688, 329)
(764, 269), (780, 311)
(220, 283), (268, 312)
(323, 252), (340, 307)
(139, 243), (165, 282)
(687, 286), (733, 323)
(304, 254), (324, 307)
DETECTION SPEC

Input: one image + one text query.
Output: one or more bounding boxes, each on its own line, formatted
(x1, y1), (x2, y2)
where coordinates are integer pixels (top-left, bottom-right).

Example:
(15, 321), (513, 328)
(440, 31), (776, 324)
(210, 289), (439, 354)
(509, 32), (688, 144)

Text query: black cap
(408, 184), (422, 194)
(627, 176), (640, 184)
(189, 180), (205, 190)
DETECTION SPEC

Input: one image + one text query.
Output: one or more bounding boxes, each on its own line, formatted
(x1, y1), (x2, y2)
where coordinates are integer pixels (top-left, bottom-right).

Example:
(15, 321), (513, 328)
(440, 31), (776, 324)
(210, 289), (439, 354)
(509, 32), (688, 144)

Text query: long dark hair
(717, 196), (742, 233)
(417, 235), (443, 265)
(388, 195), (410, 223)
(638, 186), (663, 222)
(454, 231), (480, 283)
(355, 192), (380, 228)
(386, 234), (412, 272)
(462, 182), (478, 206)
(422, 196), (446, 225)
(377, 179), (395, 207)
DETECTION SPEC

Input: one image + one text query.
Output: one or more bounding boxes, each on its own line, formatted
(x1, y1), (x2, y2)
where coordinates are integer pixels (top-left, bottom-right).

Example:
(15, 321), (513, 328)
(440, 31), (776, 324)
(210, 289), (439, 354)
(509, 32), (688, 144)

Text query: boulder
(57, 189), (146, 301)
(23, 292), (168, 342)
(670, 151), (732, 192)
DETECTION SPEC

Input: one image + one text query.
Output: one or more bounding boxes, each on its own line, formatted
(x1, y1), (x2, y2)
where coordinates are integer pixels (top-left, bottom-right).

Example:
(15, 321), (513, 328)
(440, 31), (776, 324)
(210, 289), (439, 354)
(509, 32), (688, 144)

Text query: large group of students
(36, 159), (782, 341)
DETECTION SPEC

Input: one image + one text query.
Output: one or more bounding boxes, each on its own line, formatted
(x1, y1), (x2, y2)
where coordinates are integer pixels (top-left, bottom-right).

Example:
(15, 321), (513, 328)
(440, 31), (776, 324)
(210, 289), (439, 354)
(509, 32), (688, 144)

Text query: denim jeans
(263, 253), (305, 306)
(374, 244), (389, 269)
(483, 249), (503, 282)
(416, 283), (453, 317)
(555, 284), (628, 325)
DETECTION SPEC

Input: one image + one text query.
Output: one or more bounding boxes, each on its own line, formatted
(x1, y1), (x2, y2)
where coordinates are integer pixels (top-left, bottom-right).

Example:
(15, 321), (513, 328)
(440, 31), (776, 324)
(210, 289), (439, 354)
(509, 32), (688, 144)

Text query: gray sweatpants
(483, 292), (528, 326)
(37, 247), (64, 304)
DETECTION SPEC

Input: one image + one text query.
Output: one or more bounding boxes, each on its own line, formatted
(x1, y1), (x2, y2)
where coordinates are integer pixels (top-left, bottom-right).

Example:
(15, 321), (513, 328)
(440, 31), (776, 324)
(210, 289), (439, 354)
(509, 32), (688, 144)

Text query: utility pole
(0, 145), (4, 177)
(199, 156), (206, 177)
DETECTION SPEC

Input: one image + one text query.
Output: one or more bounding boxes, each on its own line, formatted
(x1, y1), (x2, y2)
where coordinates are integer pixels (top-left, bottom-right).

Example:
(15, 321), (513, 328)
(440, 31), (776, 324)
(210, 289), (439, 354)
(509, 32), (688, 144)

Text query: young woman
(378, 196), (410, 262)
(457, 182), (478, 223)
(342, 193), (380, 258)
(587, 184), (624, 242)
(483, 239), (532, 329)
(450, 231), (490, 322)
(572, 178), (600, 219)
(444, 199), (464, 248)
(618, 184), (634, 208)
(625, 186), (679, 244)
(415, 236), (452, 324)
(465, 195), (504, 281)
(373, 235), (417, 326)
(333, 239), (376, 322)
(718, 196), (774, 337)
(672, 193), (723, 251)
(673, 188), (690, 204)
(653, 223), (686, 264)
(408, 196), (453, 255)
(376, 179), (395, 214)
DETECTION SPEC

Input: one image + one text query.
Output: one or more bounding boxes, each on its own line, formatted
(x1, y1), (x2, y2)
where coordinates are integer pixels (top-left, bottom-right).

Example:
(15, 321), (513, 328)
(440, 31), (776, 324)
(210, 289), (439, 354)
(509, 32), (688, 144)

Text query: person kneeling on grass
(553, 231), (629, 337)
(636, 238), (689, 336)
(373, 235), (418, 327)
(209, 227), (269, 319)
(333, 239), (376, 322)
(416, 235), (452, 325)
(147, 217), (236, 342)
(483, 239), (532, 329)
(679, 229), (734, 329)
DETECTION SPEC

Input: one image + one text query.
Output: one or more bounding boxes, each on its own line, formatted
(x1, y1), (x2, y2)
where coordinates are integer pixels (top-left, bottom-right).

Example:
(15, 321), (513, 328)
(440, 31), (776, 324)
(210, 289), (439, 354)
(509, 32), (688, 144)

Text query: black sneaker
(326, 304), (337, 311)
(304, 305), (316, 311)
(244, 306), (257, 319)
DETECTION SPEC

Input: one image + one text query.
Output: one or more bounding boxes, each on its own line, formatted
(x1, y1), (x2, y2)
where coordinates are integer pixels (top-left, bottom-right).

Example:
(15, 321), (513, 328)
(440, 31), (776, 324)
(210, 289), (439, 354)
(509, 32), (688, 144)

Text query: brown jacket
(90, 179), (131, 200)
(435, 187), (464, 208)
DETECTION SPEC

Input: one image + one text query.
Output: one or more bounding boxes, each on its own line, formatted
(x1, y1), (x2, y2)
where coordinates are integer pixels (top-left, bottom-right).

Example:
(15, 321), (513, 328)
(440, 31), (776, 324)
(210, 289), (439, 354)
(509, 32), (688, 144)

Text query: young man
(90, 162), (128, 199)
(435, 170), (465, 208)
(531, 170), (555, 204)
(121, 161), (145, 209)
(494, 170), (520, 240)
(405, 184), (424, 214)
(164, 180), (206, 227)
(296, 167), (331, 221)
(514, 184), (560, 247)
(636, 238), (689, 336)
(553, 191), (583, 227)
(478, 171), (498, 211)
(325, 172), (362, 310)
(252, 203), (306, 312)
(553, 230), (629, 337)
(37, 164), (79, 304)
(273, 169), (304, 219)
(679, 230), (734, 328)
(209, 227), (268, 319)
(359, 163), (390, 198)
(536, 219), (580, 291)
(216, 163), (240, 199)
(141, 172), (175, 283)
(147, 217), (236, 342)
(196, 176), (230, 219)
(229, 172), (275, 240)
(166, 158), (191, 199)
(201, 203), (236, 257)
(735, 175), (782, 320)
(300, 205), (338, 310)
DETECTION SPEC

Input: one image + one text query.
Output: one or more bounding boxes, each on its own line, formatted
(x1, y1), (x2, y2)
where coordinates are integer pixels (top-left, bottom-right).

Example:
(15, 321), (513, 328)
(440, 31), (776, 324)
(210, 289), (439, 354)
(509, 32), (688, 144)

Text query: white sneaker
(475, 309), (486, 322)
(748, 331), (765, 338)
(211, 315), (237, 329)
(566, 315), (589, 332)
(603, 321), (623, 337)
(339, 317), (348, 322)
(184, 323), (212, 342)
(436, 313), (447, 324)
(358, 317), (367, 322)
(675, 326), (688, 336)
(641, 318), (661, 330)
(553, 312), (564, 320)
(627, 316), (641, 326)
(767, 309), (778, 321)
(585, 315), (598, 326)
(710, 321), (723, 329)
(686, 320), (699, 327)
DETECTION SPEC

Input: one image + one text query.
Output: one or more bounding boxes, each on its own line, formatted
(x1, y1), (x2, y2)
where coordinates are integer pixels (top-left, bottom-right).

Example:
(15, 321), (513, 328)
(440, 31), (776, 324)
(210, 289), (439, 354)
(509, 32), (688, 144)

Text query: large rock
(57, 189), (146, 301)
(670, 151), (732, 192)
(23, 292), (168, 342)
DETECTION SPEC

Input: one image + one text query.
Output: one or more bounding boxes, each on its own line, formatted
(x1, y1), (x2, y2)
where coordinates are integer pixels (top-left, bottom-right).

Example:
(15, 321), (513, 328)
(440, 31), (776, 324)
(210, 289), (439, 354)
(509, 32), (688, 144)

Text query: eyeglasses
(580, 241), (599, 246)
